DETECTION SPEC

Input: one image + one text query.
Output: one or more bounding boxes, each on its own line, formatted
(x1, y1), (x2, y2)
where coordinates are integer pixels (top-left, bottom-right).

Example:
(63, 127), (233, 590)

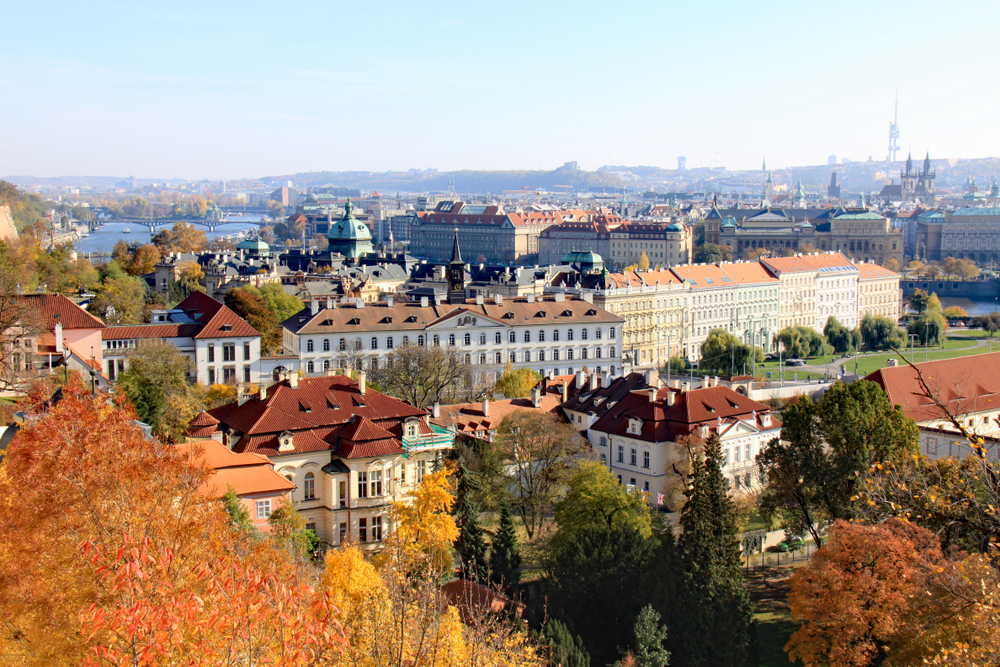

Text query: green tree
(824, 316), (862, 354)
(908, 288), (930, 314)
(615, 605), (671, 667)
(694, 243), (732, 264)
(552, 460), (653, 556)
(758, 381), (920, 545)
(547, 525), (655, 666)
(908, 309), (947, 346)
(971, 311), (1000, 337)
(698, 328), (763, 375)
(221, 485), (255, 533)
(860, 312), (907, 350)
(543, 619), (590, 667)
(257, 282), (305, 322)
(268, 498), (319, 562)
(675, 434), (755, 667)
(489, 499), (521, 594)
(116, 339), (198, 440)
(494, 362), (541, 399)
(224, 287), (281, 355)
(88, 270), (149, 325)
(454, 457), (488, 582)
(776, 325), (832, 358)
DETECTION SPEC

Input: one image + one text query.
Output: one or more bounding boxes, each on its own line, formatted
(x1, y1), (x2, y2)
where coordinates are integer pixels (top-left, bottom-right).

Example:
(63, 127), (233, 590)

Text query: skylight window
(704, 278), (714, 284)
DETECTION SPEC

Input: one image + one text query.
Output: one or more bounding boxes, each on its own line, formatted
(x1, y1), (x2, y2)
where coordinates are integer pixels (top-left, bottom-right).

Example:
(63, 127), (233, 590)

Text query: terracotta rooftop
(104, 323), (200, 339)
(17, 293), (105, 330)
(855, 262), (899, 279)
(431, 394), (563, 435)
(864, 352), (1000, 423)
(175, 440), (294, 498)
(717, 262), (779, 285)
(669, 263), (738, 290)
(178, 291), (261, 339)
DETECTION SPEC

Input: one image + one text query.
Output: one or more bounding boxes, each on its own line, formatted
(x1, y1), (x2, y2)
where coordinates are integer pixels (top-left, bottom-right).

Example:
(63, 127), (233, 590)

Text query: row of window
(207, 343), (252, 363)
(207, 366), (251, 384)
(305, 327), (616, 352)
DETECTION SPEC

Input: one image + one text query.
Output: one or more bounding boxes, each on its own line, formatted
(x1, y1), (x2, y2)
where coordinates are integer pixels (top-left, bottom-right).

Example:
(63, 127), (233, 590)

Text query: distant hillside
(264, 166), (627, 194)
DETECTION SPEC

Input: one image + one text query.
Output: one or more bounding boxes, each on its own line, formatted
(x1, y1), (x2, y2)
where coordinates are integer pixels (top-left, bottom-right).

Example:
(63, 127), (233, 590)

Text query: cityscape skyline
(3, 0), (1000, 179)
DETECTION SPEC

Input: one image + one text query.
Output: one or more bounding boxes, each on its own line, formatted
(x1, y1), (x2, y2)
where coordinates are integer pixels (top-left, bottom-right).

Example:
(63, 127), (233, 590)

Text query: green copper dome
(237, 237), (270, 252)
(327, 198), (374, 258)
(666, 222), (684, 231)
(720, 216), (737, 228)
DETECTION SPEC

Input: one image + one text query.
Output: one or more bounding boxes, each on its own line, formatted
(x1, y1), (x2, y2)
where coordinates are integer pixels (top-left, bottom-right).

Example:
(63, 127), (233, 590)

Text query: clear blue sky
(1, 0), (997, 180)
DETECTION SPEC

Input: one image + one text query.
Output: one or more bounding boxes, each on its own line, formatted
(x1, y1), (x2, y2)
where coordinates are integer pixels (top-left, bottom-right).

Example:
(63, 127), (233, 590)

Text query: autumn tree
(494, 362), (541, 399)
(116, 338), (201, 440)
(943, 305), (968, 319)
(694, 242), (732, 264)
(172, 259), (206, 301)
(909, 303), (948, 346)
(785, 519), (944, 667)
(0, 381), (348, 666)
(224, 286), (282, 355)
(638, 251), (650, 270)
(151, 221), (208, 253)
(908, 287), (931, 313)
(883, 257), (901, 272)
(494, 409), (586, 540)
(87, 262), (149, 325)
(242, 281), (304, 322)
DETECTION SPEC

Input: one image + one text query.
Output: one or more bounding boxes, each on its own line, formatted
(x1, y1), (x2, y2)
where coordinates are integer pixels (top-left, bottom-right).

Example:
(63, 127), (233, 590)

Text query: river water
(938, 296), (1000, 316)
(73, 217), (265, 256)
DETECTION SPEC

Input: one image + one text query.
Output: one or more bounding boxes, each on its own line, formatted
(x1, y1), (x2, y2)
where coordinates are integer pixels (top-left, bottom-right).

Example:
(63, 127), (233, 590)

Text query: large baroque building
(410, 201), (562, 264)
(606, 221), (692, 269)
(915, 206), (1000, 263)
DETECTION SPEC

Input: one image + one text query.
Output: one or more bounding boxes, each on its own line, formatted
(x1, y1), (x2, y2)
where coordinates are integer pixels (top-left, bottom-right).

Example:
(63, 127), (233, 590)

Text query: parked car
(787, 358), (807, 367)
(776, 537), (805, 552)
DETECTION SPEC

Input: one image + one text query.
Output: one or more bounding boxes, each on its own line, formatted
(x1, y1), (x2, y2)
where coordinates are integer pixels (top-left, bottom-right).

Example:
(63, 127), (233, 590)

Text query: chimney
(494, 294), (503, 306)
(326, 367), (337, 377)
(554, 292), (566, 302)
(712, 376), (720, 387)
(476, 293), (484, 305)
(648, 388), (657, 403)
(259, 385), (267, 401)
(590, 372), (599, 391)
(421, 296), (429, 308)
(531, 386), (542, 408)
(237, 386), (249, 406)
(666, 390), (676, 407)
(601, 369), (610, 386)
(289, 372), (299, 389)
(582, 292), (593, 304)
(681, 381), (691, 393)
(356, 299), (365, 309)
(310, 299), (319, 316)
(526, 293), (535, 303)
(482, 398), (489, 417)
(645, 369), (660, 388)
(561, 382), (568, 403)
(701, 377), (710, 389)
(670, 379), (680, 389)
(358, 370), (367, 395)
(54, 321), (64, 353)
(432, 401), (440, 419)
(386, 295), (394, 307)
(576, 370), (586, 390)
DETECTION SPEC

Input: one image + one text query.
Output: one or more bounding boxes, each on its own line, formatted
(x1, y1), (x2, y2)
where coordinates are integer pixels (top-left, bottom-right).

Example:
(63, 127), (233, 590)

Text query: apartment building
(607, 222), (692, 269)
(718, 261), (780, 349)
(856, 262), (902, 321)
(759, 255), (819, 331)
(668, 263), (739, 360)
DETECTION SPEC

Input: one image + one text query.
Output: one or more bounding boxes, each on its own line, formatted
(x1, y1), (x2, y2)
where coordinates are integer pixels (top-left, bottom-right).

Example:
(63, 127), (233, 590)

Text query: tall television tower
(887, 92), (900, 163)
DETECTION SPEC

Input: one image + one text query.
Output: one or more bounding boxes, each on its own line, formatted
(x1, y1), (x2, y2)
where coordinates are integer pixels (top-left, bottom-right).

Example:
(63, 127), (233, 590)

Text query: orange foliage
(785, 519), (944, 667)
(0, 380), (346, 665)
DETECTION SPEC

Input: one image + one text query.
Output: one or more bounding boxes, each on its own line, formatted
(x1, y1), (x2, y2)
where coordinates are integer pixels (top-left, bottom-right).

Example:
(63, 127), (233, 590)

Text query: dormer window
(627, 418), (643, 436)
(699, 425), (709, 438)
(348, 317), (361, 325)
(222, 324), (232, 331)
(278, 431), (295, 452)
(762, 413), (772, 427)
(405, 422), (418, 438)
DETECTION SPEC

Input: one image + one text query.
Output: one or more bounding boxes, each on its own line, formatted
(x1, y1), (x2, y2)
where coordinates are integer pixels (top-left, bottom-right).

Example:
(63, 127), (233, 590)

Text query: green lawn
(746, 566), (804, 667)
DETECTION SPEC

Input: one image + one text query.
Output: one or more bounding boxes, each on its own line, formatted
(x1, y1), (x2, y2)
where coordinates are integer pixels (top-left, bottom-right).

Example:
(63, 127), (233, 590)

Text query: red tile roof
(431, 395), (563, 435)
(17, 293), (105, 330)
(176, 291), (261, 339)
(864, 352), (1000, 423)
(104, 323), (200, 339)
(591, 385), (778, 443)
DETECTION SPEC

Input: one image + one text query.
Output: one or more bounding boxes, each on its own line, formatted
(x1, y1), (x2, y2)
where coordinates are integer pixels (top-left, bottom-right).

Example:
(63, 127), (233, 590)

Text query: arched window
(304, 472), (315, 500)
(523, 330), (530, 342)
(581, 349), (588, 360)
(581, 328), (588, 340)
(433, 335), (440, 346)
(495, 332), (501, 344)
(418, 335), (425, 346)
(448, 334), (456, 346)
(339, 338), (346, 351)
(538, 330), (545, 342)
(567, 329), (574, 341)
(371, 337), (378, 350)
(354, 339), (362, 350)
(386, 336), (394, 349)
(610, 327), (617, 339)
(479, 354), (486, 364)
(538, 350), (545, 361)
(494, 352), (502, 364)
(370, 358), (378, 370)
(401, 335), (408, 346)
(322, 339), (330, 352)
(479, 333), (486, 345)
(306, 340), (314, 352)
(610, 346), (617, 358)
(464, 333), (471, 345)
(553, 350), (560, 361)
(567, 350), (574, 360)
(595, 348), (602, 358)
(323, 359), (330, 370)
(307, 361), (315, 373)
(509, 330), (516, 343)
(465, 354), (471, 364)
(553, 330), (560, 341)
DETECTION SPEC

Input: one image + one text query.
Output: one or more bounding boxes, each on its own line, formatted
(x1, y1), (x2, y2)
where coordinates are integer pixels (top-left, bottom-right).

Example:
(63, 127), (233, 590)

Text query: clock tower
(447, 230), (466, 305)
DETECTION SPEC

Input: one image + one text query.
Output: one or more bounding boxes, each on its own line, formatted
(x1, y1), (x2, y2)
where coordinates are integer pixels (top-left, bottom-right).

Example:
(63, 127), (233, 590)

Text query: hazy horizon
(3, 0), (999, 180)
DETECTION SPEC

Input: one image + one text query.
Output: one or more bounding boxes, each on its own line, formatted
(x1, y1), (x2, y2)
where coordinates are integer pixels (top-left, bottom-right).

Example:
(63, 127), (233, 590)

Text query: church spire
(905, 152), (913, 175)
(450, 228), (463, 265)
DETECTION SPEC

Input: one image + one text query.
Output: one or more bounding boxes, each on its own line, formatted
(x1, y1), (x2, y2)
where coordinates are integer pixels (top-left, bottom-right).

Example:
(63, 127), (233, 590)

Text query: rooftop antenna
(888, 91), (900, 163)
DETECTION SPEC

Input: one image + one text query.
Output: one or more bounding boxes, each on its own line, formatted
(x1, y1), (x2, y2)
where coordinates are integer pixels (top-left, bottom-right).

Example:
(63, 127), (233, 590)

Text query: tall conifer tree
(490, 499), (521, 593)
(454, 457), (488, 582)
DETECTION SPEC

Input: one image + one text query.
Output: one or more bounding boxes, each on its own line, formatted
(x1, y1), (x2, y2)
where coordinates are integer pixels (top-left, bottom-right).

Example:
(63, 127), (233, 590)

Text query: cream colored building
(668, 264), (739, 360)
(856, 262), (902, 321)
(607, 222), (692, 270)
(759, 255), (819, 331)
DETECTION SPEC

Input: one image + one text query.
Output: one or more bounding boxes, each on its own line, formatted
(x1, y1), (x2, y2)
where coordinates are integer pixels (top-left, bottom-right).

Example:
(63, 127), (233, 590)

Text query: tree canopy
(698, 328), (763, 375)
(776, 325), (832, 358)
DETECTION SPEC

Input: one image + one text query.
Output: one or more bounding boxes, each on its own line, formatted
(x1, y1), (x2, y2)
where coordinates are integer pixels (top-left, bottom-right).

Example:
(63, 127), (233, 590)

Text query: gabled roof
(560, 372), (649, 418)
(590, 385), (777, 443)
(177, 291), (261, 340)
(17, 293), (105, 330)
(431, 395), (563, 435)
(864, 353), (1000, 423)
(174, 440), (294, 498)
(104, 323), (200, 340)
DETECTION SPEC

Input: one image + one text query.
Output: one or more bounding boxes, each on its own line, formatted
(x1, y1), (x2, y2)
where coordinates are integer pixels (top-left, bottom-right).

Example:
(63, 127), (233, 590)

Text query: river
(938, 296), (1000, 316)
(73, 217), (266, 256)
